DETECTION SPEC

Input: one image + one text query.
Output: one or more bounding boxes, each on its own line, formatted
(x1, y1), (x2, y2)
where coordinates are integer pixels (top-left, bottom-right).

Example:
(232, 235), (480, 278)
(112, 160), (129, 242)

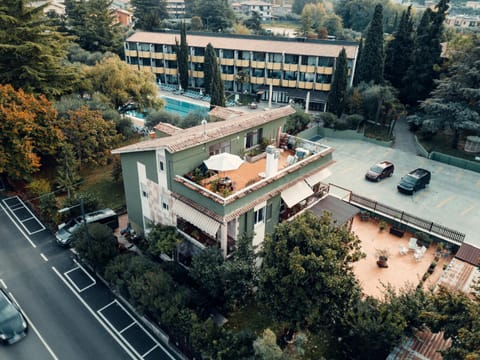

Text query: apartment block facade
(124, 31), (359, 111)
(112, 106), (335, 262)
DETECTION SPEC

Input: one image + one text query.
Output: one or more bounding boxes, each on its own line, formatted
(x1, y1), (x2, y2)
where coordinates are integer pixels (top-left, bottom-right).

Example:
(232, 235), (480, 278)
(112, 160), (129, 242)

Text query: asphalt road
(318, 137), (480, 246)
(0, 196), (179, 360)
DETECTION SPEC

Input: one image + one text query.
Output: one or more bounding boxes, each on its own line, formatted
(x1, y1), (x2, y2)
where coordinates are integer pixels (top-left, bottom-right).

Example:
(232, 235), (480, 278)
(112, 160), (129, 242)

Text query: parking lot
(318, 137), (480, 247)
(2, 196), (45, 236)
(59, 260), (177, 360)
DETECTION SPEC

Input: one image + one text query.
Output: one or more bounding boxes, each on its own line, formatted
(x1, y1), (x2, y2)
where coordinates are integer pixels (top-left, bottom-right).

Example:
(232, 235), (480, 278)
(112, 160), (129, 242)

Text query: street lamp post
(58, 198), (92, 256)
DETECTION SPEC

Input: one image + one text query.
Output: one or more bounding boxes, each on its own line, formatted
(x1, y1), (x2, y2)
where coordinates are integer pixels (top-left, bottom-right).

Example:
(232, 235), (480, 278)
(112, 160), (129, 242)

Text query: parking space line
(0, 279), (7, 289)
(98, 299), (176, 360)
(9, 292), (58, 360)
(40, 253), (49, 262)
(436, 195), (455, 208)
(64, 259), (96, 293)
(120, 322), (136, 334)
(142, 345), (160, 358)
(2, 196), (46, 235)
(0, 201), (37, 248)
(461, 205), (475, 216)
(52, 267), (137, 359)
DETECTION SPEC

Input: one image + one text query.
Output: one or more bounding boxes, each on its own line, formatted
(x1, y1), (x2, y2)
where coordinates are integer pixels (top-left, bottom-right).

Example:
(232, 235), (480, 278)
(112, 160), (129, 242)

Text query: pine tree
(204, 43), (216, 95)
(402, 0), (449, 105)
(65, 0), (123, 54)
(175, 22), (189, 91)
(131, 0), (168, 31)
(384, 6), (414, 89)
(327, 48), (348, 117)
(355, 4), (384, 85)
(0, 0), (78, 97)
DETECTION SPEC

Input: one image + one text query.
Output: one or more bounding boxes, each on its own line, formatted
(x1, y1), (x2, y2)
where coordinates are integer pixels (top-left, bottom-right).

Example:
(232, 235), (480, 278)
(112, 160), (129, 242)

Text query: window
(254, 207), (265, 224)
(159, 161), (164, 171)
(209, 141), (231, 155)
(245, 128), (262, 148)
(139, 43), (150, 52)
(162, 202), (169, 210)
(140, 183), (148, 198)
(266, 204), (273, 221)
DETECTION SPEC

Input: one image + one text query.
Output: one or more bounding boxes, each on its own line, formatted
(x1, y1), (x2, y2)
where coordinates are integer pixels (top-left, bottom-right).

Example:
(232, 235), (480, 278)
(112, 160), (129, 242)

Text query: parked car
(397, 168), (431, 195)
(365, 161), (395, 182)
(55, 208), (119, 246)
(0, 288), (28, 345)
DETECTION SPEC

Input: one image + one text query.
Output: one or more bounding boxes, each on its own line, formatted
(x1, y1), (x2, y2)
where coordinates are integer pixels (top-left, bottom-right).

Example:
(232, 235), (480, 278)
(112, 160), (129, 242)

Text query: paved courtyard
(317, 137), (480, 247)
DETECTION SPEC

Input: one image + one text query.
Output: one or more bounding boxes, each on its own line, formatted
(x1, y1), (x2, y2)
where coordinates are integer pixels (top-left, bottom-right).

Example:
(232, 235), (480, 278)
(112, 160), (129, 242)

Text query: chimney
(265, 145), (280, 178)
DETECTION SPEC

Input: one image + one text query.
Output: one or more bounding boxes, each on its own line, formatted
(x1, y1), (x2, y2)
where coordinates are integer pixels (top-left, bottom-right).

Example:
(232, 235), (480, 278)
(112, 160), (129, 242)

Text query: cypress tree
(327, 48), (348, 117)
(402, 0), (449, 105)
(204, 43), (216, 95)
(352, 38), (363, 87)
(355, 4), (384, 85)
(210, 57), (225, 107)
(174, 22), (189, 91)
(384, 6), (414, 89)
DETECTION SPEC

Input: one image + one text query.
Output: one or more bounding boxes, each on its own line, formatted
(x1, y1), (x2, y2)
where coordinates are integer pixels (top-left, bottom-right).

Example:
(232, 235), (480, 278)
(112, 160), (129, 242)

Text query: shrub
(345, 114), (364, 130)
(26, 178), (51, 198)
(318, 112), (338, 128)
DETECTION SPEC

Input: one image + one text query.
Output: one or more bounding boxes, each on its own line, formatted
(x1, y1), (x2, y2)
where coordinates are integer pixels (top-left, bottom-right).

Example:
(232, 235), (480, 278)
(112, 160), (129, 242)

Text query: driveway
(318, 137), (480, 247)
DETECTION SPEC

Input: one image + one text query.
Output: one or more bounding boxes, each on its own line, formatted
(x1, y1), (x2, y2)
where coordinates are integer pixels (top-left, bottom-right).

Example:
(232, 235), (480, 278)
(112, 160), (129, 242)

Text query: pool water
(162, 97), (209, 117)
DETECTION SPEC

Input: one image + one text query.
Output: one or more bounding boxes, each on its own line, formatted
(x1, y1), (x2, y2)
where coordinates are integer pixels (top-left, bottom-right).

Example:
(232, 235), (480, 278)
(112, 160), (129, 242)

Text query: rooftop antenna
(201, 119), (207, 137)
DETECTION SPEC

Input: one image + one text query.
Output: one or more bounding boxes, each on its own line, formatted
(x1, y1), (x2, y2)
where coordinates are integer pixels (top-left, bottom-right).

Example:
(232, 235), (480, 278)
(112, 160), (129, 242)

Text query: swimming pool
(161, 96), (209, 117)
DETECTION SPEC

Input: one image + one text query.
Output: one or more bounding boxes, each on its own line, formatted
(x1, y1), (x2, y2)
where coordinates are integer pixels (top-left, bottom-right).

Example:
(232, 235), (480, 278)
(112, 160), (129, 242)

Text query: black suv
(397, 168), (431, 195)
(365, 161), (395, 182)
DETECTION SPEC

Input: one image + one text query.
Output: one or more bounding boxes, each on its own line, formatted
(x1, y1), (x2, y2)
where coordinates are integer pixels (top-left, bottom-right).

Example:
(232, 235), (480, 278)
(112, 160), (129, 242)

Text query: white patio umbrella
(203, 153), (244, 173)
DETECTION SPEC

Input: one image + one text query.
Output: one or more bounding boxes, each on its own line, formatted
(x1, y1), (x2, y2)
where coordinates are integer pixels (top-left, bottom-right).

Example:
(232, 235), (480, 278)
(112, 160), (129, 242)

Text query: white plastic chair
(414, 246), (427, 261)
(408, 237), (418, 252)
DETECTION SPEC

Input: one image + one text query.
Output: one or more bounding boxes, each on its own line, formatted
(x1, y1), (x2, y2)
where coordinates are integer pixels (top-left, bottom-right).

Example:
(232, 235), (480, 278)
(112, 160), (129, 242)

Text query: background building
(124, 31), (359, 111)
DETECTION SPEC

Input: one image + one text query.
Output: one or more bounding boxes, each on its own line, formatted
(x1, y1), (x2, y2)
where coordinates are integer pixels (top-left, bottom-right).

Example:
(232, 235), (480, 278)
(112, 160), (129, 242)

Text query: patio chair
(408, 237), (419, 252)
(414, 246), (427, 262)
(399, 246), (408, 255)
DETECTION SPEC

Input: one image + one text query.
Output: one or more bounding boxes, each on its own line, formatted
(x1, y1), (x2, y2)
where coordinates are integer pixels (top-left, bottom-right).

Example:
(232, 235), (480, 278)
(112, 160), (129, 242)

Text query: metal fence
(348, 192), (465, 244)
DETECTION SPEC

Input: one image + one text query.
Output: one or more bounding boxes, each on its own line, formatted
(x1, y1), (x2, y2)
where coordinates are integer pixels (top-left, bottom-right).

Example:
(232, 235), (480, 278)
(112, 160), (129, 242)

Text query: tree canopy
(258, 211), (364, 329)
(192, 0), (234, 32)
(0, 85), (63, 180)
(0, 0), (78, 97)
(131, 0), (168, 31)
(65, 0), (124, 54)
(82, 54), (163, 111)
(355, 4), (384, 85)
(420, 35), (480, 145)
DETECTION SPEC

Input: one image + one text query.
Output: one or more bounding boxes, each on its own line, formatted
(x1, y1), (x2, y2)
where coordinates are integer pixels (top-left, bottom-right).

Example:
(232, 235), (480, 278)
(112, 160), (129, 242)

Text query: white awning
(281, 181), (314, 208)
(305, 168), (332, 187)
(172, 201), (221, 237)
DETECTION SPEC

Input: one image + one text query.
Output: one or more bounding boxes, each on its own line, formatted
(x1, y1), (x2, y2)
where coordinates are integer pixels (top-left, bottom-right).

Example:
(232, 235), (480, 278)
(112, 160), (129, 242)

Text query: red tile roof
(112, 106), (296, 155)
(455, 242), (480, 266)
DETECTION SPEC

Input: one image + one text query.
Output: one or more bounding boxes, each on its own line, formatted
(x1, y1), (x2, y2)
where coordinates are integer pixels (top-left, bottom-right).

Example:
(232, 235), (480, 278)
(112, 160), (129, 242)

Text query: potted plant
(379, 220), (388, 232)
(428, 261), (437, 274)
(376, 248), (390, 268)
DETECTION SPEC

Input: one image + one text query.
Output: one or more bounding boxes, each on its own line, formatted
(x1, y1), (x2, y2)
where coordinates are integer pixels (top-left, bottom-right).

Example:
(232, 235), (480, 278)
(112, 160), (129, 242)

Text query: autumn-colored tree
(0, 84), (63, 180)
(60, 106), (122, 166)
(83, 54), (163, 112)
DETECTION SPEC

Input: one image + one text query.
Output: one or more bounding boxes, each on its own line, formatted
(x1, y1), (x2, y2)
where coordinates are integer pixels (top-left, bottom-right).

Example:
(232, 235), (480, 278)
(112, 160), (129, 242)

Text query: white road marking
(3, 196), (46, 234)
(52, 266), (137, 359)
(64, 259), (96, 293)
(0, 201), (37, 248)
(0, 279), (7, 289)
(40, 253), (49, 262)
(9, 292), (58, 360)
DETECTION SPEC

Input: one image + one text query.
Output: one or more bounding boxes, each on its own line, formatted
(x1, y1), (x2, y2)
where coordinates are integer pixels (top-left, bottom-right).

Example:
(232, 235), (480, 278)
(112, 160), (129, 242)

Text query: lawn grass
(80, 164), (126, 212)
(226, 303), (274, 335)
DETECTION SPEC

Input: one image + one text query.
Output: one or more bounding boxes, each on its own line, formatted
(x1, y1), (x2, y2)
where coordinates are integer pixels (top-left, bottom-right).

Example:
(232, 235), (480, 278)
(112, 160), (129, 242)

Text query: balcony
(220, 58), (234, 66)
(298, 81), (314, 90)
(165, 68), (178, 75)
(125, 49), (137, 57)
(175, 135), (333, 205)
(283, 64), (298, 71)
(250, 76), (264, 84)
(236, 59), (250, 67)
(266, 78), (280, 86)
(317, 66), (333, 75)
(153, 67), (165, 74)
(164, 53), (177, 60)
(251, 61), (265, 68)
(282, 79), (297, 87)
(221, 73), (235, 81)
(191, 55), (204, 62)
(152, 53), (164, 60)
(315, 83), (331, 91)
(266, 62), (282, 70)
(299, 65), (315, 72)
(138, 51), (151, 57)
(192, 70), (204, 78)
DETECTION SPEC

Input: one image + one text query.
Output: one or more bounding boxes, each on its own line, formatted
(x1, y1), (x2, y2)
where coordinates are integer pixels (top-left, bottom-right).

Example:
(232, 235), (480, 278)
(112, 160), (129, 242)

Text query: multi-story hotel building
(124, 31), (359, 111)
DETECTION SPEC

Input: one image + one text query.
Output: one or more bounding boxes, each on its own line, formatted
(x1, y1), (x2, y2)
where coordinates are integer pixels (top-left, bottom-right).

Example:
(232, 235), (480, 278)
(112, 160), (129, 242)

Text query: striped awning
(305, 168), (332, 187)
(172, 201), (220, 237)
(281, 181), (314, 208)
